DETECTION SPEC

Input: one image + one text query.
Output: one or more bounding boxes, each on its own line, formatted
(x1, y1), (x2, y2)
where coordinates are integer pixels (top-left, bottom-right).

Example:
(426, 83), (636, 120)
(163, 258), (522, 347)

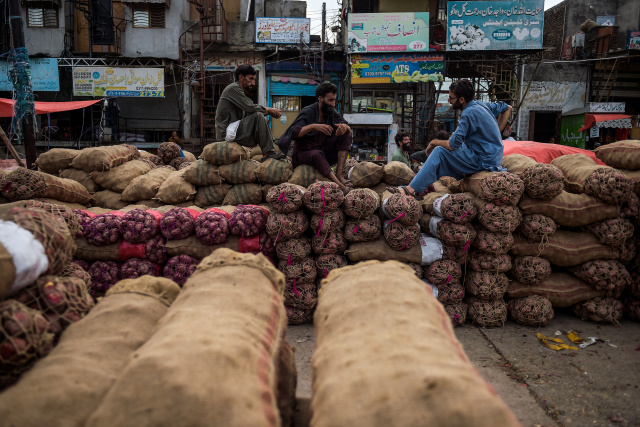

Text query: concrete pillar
(183, 80), (192, 138)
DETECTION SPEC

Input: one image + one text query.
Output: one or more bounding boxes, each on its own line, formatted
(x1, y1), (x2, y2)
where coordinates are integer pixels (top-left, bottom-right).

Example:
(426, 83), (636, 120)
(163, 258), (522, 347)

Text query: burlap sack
(422, 191), (477, 224)
(200, 141), (248, 165)
(121, 167), (174, 202)
(222, 183), (263, 205)
(92, 190), (128, 210)
(0, 243), (15, 299)
(348, 161), (383, 188)
(312, 261), (520, 427)
(501, 154), (564, 199)
(183, 150), (197, 162)
(194, 183), (233, 208)
(618, 169), (640, 193)
(256, 159), (294, 184)
(0, 276), (180, 427)
(154, 171), (196, 205)
(551, 154), (632, 204)
(85, 249), (295, 427)
(60, 168), (101, 194)
(135, 199), (164, 209)
(165, 235), (241, 259)
(289, 165), (328, 187)
(74, 238), (125, 262)
(383, 161), (415, 185)
(183, 159), (223, 185)
(507, 273), (602, 307)
(518, 192), (619, 227)
(71, 145), (138, 172)
(42, 173), (93, 205)
(511, 231), (616, 267)
(594, 140), (640, 170)
(346, 235), (442, 266)
(465, 192), (522, 233)
(217, 160), (260, 184)
(458, 171), (524, 205)
(36, 148), (79, 174)
(91, 160), (152, 193)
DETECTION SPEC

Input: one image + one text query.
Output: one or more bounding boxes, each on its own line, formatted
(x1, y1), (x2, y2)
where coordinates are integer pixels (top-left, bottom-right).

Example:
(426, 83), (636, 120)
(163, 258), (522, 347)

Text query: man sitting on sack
(215, 65), (285, 161)
(278, 82), (352, 191)
(390, 79), (511, 199)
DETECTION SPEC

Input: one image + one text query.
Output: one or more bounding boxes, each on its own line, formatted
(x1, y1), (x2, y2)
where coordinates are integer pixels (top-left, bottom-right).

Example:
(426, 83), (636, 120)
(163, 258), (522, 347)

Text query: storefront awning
(578, 113), (632, 132)
(0, 99), (103, 117)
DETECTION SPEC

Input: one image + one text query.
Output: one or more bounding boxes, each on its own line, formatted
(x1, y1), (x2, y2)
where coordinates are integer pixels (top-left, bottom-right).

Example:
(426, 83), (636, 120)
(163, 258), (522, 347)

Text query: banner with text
(447, 0), (543, 51)
(202, 55), (264, 71)
(0, 58), (59, 91)
(347, 12), (429, 53)
(73, 67), (165, 97)
(255, 17), (310, 44)
(351, 53), (444, 84)
(560, 114), (586, 149)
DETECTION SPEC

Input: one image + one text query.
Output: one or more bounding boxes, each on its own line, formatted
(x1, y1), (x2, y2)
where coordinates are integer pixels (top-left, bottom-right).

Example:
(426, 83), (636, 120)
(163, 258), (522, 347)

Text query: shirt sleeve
(449, 112), (471, 150)
(227, 85), (266, 114)
(484, 101), (509, 118)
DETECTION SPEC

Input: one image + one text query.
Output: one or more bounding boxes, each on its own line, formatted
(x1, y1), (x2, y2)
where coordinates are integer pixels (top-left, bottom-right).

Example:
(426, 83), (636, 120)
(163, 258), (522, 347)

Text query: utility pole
(7, 0), (37, 168)
(321, 2), (326, 82)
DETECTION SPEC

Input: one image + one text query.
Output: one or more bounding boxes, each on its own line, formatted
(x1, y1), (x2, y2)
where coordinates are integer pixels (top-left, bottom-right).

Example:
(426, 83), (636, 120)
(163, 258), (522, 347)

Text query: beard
(451, 99), (463, 110)
(320, 101), (333, 117)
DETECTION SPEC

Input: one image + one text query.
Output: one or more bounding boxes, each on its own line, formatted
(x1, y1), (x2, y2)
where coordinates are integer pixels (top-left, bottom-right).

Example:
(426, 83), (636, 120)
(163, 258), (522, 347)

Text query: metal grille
(27, 3), (59, 27)
(133, 4), (164, 28)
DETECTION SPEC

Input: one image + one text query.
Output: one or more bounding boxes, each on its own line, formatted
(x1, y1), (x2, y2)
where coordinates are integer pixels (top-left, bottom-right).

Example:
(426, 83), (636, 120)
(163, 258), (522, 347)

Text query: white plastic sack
(0, 220), (49, 294)
(419, 233), (443, 266)
(225, 120), (241, 142)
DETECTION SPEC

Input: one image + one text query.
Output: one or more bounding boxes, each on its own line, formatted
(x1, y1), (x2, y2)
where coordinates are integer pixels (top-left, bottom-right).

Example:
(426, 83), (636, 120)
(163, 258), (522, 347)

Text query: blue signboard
(447, 1), (544, 51)
(0, 58), (59, 91)
(351, 53), (444, 84)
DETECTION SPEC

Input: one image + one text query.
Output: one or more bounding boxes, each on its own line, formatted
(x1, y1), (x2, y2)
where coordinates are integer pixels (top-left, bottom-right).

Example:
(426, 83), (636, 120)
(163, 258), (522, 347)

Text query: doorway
(528, 111), (561, 143)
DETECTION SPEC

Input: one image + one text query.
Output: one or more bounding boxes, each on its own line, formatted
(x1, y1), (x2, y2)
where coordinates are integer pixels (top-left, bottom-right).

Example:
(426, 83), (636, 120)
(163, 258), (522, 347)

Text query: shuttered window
(132, 4), (165, 28)
(27, 2), (59, 28)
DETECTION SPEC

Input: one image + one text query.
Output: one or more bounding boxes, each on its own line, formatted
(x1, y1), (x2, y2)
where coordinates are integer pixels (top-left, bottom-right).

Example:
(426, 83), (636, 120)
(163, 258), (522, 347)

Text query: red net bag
(163, 255), (199, 286)
(381, 193), (421, 226)
(343, 188), (379, 219)
(120, 259), (160, 279)
(467, 298), (508, 327)
(445, 302), (468, 327)
(258, 231), (276, 258)
(145, 234), (168, 264)
(468, 251), (511, 273)
(344, 215), (381, 243)
(265, 183), (305, 213)
(279, 257), (317, 285)
(195, 211), (230, 245)
(573, 297), (623, 325)
(119, 209), (159, 243)
(383, 221), (420, 251)
(312, 231), (348, 255)
(230, 205), (268, 237)
(84, 214), (122, 246)
(584, 218), (634, 248)
(425, 259), (462, 286)
(303, 181), (344, 214)
(511, 256), (551, 286)
(159, 208), (196, 241)
(285, 306), (313, 325)
(276, 237), (312, 263)
(88, 261), (120, 293)
(508, 295), (554, 326)
(477, 203), (522, 234)
(436, 282), (465, 305)
(519, 214), (556, 243)
(266, 211), (309, 242)
(310, 209), (345, 235)
(284, 282), (317, 310)
(315, 254), (347, 280)
(464, 271), (509, 300)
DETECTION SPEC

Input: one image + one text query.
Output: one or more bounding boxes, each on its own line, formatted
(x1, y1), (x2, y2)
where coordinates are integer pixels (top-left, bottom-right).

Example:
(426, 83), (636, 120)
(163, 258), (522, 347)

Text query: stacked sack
(191, 141), (293, 207)
(504, 149), (637, 326)
(265, 183), (313, 324)
(0, 204), (95, 388)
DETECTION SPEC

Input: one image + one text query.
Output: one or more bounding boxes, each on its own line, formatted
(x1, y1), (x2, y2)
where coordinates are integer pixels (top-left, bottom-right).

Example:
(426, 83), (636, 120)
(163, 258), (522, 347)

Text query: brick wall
(543, 1), (567, 60)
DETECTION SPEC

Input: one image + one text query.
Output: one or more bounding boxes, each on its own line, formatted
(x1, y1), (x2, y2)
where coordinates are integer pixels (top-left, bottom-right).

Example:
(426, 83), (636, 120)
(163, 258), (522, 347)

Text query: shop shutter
(117, 82), (180, 131)
(269, 80), (317, 96)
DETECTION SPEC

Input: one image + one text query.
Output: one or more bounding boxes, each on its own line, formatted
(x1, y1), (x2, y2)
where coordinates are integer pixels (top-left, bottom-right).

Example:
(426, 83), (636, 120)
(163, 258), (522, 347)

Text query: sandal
(386, 186), (423, 201)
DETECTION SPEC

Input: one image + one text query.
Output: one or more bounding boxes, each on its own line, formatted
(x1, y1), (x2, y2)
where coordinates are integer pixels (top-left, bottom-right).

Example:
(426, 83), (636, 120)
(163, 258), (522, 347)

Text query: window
(133, 3), (165, 28)
(272, 96), (300, 112)
(27, 2), (59, 28)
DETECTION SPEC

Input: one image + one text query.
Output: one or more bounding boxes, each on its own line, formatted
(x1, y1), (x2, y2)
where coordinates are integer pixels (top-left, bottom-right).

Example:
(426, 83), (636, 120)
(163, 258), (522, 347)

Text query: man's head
(316, 82), (338, 117)
(172, 131), (178, 138)
(235, 65), (257, 93)
(394, 132), (411, 150)
(436, 130), (451, 140)
(449, 79), (474, 110)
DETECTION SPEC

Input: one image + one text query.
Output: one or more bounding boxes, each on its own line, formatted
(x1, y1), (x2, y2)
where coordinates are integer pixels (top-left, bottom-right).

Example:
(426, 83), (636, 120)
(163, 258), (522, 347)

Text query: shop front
(577, 103), (633, 149)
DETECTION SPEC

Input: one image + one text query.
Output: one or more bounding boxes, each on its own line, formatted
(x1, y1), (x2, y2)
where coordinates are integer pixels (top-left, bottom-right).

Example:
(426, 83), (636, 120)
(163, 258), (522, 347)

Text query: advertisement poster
(347, 12), (429, 53)
(447, 0), (544, 51)
(351, 53), (444, 84)
(202, 55), (263, 71)
(255, 17), (310, 44)
(560, 114), (586, 149)
(627, 31), (640, 50)
(73, 67), (164, 97)
(0, 58), (59, 91)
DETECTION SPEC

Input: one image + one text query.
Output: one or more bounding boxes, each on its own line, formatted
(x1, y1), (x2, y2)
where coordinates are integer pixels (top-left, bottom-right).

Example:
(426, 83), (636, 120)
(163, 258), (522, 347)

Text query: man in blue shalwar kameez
(395, 79), (512, 198)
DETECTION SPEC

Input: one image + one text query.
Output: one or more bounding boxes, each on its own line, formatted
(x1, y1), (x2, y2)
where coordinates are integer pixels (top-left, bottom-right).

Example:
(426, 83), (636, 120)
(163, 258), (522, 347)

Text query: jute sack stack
(382, 161), (415, 185)
(0, 276), (180, 427)
(194, 183), (233, 208)
(507, 273), (602, 307)
(92, 190), (128, 210)
(256, 158), (294, 184)
(217, 160), (260, 184)
(2, 168), (93, 205)
(501, 154), (564, 199)
(594, 140), (640, 170)
(91, 160), (152, 193)
(518, 192), (619, 227)
(85, 249), (295, 427)
(348, 161), (384, 187)
(457, 171), (525, 205)
(551, 154), (632, 205)
(183, 159), (224, 185)
(199, 141), (249, 165)
(345, 235), (443, 266)
(153, 170), (196, 205)
(289, 164), (329, 187)
(71, 144), (139, 172)
(465, 191), (522, 233)
(121, 167), (174, 202)
(311, 261), (520, 427)
(60, 168), (101, 194)
(36, 148), (79, 174)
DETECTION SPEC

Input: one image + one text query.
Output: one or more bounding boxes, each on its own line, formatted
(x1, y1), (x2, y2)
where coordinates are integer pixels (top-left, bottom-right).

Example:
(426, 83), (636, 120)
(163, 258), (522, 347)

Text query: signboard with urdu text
(351, 53), (444, 84)
(560, 114), (586, 149)
(73, 67), (165, 97)
(255, 17), (311, 44)
(447, 0), (544, 51)
(0, 58), (59, 91)
(347, 13), (429, 53)
(202, 55), (264, 71)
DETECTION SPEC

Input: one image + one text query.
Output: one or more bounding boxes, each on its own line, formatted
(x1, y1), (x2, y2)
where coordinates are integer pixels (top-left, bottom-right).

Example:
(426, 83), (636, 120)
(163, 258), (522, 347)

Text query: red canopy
(0, 98), (103, 117)
(578, 113), (632, 132)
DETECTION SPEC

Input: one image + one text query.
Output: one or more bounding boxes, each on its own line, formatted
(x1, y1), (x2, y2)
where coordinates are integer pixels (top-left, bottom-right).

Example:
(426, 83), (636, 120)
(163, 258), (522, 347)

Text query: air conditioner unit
(572, 33), (585, 47)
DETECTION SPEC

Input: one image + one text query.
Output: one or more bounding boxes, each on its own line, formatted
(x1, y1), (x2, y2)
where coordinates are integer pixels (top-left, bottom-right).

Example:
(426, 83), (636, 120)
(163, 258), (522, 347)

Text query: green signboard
(560, 114), (586, 149)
